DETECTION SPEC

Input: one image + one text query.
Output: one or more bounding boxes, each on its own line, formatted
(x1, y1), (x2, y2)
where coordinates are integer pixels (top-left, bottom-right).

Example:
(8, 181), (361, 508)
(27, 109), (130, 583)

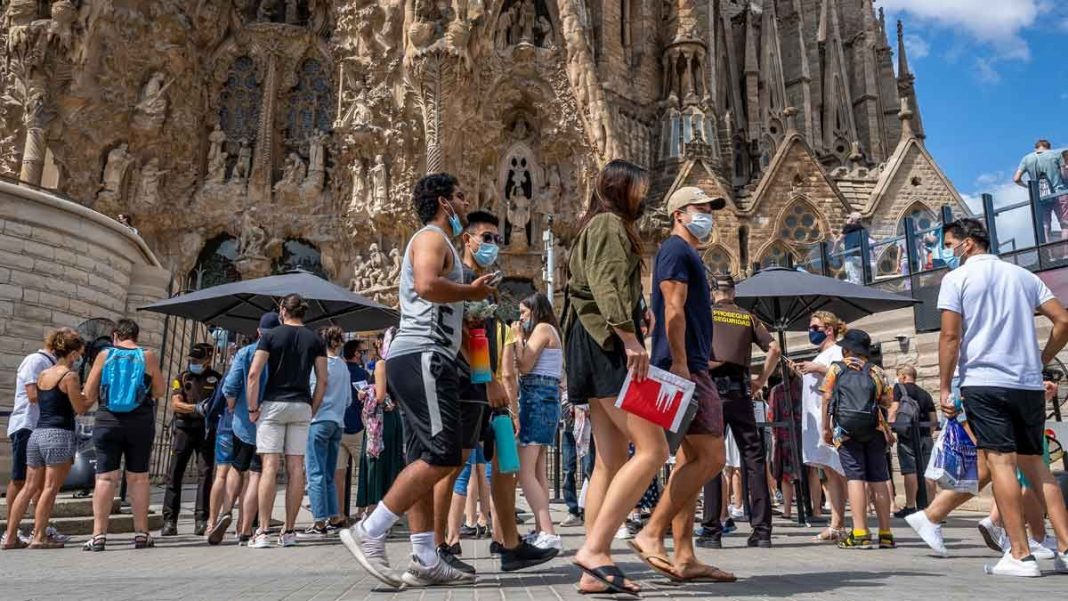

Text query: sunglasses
(809, 325), (824, 332)
(475, 232), (504, 245)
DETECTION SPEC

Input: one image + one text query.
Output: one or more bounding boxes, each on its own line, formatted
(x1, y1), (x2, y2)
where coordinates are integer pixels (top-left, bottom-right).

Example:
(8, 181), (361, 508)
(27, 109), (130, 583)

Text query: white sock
(361, 504), (400, 539)
(411, 531), (438, 567)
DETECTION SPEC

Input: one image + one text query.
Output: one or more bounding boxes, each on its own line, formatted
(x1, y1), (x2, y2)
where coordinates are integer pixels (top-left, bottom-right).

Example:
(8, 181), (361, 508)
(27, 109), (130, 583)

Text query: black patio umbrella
(731, 266), (920, 525)
(139, 270), (398, 336)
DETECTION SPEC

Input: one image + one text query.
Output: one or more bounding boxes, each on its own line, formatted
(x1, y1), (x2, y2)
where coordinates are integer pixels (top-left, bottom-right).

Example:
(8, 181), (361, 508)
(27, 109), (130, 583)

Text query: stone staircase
(1, 495), (163, 536)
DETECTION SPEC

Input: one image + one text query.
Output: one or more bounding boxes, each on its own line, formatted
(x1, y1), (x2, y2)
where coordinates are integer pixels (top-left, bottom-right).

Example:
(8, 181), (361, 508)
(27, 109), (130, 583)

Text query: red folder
(615, 366), (697, 433)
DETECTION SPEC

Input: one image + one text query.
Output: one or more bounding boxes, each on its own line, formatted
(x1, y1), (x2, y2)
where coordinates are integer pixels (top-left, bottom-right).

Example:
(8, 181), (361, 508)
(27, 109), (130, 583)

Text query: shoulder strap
(37, 351), (56, 366)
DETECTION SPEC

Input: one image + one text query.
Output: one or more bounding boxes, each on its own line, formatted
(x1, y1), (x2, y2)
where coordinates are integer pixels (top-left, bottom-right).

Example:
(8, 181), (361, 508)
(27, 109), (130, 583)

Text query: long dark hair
(521, 292), (559, 332)
(577, 159), (648, 255)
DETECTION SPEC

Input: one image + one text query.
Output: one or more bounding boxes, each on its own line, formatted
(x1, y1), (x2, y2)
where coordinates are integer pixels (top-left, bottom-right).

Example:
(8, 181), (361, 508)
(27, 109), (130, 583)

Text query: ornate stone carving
(237, 209), (268, 260)
(135, 158), (167, 208)
(207, 125), (228, 184)
(98, 143), (134, 204)
(233, 138), (252, 184)
(132, 72), (170, 132)
(370, 153), (390, 212)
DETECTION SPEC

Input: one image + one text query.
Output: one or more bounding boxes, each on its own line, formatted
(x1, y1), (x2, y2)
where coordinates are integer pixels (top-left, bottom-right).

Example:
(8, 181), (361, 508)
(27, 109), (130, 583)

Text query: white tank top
(387, 225), (464, 360)
(529, 327), (564, 378)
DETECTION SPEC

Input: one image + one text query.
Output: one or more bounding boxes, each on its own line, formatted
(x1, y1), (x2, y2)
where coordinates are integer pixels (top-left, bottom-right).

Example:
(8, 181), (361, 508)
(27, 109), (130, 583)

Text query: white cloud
(903, 33), (930, 60)
(882, 0), (1040, 57)
(974, 58), (1001, 84)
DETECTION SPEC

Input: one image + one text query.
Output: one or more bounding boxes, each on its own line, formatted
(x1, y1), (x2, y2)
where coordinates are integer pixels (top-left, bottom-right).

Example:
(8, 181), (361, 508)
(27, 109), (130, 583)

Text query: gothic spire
(896, 20), (912, 80)
(896, 20), (925, 139)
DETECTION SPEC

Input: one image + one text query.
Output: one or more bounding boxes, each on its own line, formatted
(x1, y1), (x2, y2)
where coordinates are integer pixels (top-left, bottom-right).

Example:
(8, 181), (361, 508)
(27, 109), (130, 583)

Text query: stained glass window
(779, 202), (821, 243)
(760, 242), (795, 268)
(191, 235), (241, 289)
(219, 57), (261, 146)
(286, 59), (335, 144)
(273, 238), (326, 278)
(703, 245), (734, 276)
(896, 204), (936, 236)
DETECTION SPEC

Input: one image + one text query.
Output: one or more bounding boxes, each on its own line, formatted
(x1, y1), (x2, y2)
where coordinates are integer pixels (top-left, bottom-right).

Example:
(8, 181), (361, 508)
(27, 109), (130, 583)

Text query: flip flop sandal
(624, 540), (678, 581)
(674, 564), (738, 583)
(133, 532), (154, 549)
(572, 562), (641, 598)
(28, 539), (64, 549)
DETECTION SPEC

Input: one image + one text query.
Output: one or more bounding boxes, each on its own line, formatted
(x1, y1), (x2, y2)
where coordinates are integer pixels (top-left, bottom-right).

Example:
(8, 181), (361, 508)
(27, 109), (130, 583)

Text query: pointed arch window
(219, 56), (262, 147)
(190, 234), (241, 289)
(285, 59), (336, 144)
(703, 244), (735, 276)
(272, 238), (326, 278)
(760, 241), (797, 268)
(896, 204), (936, 237)
(779, 201), (822, 244)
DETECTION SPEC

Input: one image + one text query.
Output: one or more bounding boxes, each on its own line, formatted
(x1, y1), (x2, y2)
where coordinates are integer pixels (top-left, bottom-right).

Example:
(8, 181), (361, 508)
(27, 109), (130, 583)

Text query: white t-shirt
(8, 350), (56, 435)
(937, 254), (1054, 390)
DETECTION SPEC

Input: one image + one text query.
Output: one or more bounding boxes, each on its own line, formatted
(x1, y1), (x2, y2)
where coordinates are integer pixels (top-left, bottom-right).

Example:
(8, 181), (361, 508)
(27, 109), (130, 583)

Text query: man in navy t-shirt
(632, 186), (735, 583)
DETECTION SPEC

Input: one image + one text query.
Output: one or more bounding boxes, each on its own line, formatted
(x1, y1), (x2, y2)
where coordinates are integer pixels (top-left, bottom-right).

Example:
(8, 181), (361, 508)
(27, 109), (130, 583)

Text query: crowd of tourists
(3, 159), (1068, 591)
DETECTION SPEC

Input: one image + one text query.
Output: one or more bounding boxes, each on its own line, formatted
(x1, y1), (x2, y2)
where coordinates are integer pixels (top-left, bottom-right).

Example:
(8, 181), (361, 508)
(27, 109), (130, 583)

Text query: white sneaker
(340, 523), (404, 588)
(614, 525), (633, 540)
(400, 554), (476, 587)
(249, 531), (273, 549)
(906, 511), (947, 557)
(560, 514), (583, 528)
(279, 530), (297, 547)
(533, 532), (563, 551)
(728, 504), (745, 519)
(1029, 537), (1056, 561)
(985, 551), (1042, 577)
(978, 517), (1005, 553)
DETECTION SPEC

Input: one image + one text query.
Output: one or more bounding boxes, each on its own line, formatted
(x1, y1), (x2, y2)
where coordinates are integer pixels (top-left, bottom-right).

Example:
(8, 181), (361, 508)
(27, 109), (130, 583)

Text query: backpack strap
(37, 351), (56, 366)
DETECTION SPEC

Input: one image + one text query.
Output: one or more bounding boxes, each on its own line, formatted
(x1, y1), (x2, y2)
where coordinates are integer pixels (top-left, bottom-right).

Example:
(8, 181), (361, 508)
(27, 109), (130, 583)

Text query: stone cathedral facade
(0, 0), (969, 306)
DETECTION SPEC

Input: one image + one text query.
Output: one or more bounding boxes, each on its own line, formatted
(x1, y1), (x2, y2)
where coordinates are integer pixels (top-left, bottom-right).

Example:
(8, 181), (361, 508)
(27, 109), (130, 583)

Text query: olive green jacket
(564, 213), (643, 348)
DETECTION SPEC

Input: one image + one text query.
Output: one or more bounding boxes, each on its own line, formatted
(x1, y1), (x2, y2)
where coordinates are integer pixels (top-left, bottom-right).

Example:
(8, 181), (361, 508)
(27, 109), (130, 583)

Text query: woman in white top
(511, 292), (564, 550)
(796, 310), (848, 542)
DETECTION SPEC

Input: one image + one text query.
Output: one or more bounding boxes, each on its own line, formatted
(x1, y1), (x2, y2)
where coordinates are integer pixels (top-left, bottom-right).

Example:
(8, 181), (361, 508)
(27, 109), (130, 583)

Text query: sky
(879, 0), (1068, 247)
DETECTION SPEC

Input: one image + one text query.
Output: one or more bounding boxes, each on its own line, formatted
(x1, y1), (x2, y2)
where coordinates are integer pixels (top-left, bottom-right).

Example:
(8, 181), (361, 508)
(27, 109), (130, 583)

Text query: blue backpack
(100, 347), (148, 413)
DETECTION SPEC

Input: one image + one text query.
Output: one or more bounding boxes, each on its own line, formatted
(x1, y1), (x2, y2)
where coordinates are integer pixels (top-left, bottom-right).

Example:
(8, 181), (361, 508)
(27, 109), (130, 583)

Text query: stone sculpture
(508, 188), (531, 251)
(133, 72), (170, 131)
(237, 210), (267, 259)
(207, 125), (228, 183)
(233, 139), (252, 183)
(99, 143), (134, 200)
(135, 158), (167, 208)
(370, 154), (389, 212)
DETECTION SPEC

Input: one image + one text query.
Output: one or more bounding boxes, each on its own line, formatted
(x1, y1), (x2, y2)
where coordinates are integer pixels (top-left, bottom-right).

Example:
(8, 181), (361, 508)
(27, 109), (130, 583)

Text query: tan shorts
(256, 401), (312, 455)
(338, 431), (363, 467)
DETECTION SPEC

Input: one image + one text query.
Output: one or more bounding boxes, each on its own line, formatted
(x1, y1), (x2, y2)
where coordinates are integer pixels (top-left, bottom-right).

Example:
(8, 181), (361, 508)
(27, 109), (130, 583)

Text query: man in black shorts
(342, 173), (496, 588)
(221, 311), (279, 545)
(83, 319), (165, 550)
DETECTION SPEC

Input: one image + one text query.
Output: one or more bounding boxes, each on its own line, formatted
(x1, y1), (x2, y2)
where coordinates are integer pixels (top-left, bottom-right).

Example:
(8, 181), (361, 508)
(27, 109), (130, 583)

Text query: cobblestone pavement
(1, 491), (1066, 601)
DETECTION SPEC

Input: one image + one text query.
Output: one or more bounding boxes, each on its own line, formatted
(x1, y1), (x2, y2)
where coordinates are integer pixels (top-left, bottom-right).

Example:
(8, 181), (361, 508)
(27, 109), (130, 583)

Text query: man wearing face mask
(342, 173), (498, 588)
(162, 342), (222, 536)
(697, 274), (780, 549)
(631, 186), (737, 582)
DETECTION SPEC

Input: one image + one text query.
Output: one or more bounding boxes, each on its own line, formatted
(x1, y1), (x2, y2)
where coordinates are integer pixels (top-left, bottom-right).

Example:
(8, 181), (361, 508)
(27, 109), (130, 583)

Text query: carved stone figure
(517, 0), (535, 42)
(233, 139), (252, 183)
(285, 0), (300, 24)
(537, 16), (553, 48)
(257, 0), (281, 22)
(207, 125), (228, 183)
(370, 154), (389, 212)
(496, 6), (514, 50)
(278, 152), (306, 188)
(508, 188), (531, 251)
(307, 130), (326, 174)
(48, 0), (77, 51)
(132, 72), (170, 131)
(237, 210), (267, 259)
(135, 159), (167, 208)
(99, 143), (134, 199)
(387, 247), (401, 283)
(350, 159), (368, 212)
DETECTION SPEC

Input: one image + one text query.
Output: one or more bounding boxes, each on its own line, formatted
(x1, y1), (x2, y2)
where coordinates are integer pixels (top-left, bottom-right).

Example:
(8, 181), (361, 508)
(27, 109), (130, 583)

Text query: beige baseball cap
(666, 186), (727, 214)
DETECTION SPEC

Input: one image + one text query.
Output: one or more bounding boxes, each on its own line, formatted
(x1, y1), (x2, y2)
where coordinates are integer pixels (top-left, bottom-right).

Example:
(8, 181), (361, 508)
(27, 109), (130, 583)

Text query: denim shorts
(215, 429), (234, 465)
(518, 374), (561, 446)
(453, 446), (493, 495)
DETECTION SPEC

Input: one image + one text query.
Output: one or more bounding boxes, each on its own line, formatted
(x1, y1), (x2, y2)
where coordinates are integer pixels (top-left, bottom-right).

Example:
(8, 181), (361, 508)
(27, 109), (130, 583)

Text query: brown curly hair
(318, 326), (345, 350)
(45, 327), (85, 359)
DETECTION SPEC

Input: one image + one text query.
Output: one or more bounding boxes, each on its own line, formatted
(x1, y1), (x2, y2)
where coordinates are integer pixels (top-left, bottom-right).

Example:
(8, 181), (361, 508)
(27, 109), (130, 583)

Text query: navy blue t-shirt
(651, 235), (713, 373)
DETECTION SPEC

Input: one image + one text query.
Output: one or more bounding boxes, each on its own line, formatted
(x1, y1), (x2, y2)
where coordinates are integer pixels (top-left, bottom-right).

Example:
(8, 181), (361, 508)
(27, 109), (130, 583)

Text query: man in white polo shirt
(937, 218), (1068, 577)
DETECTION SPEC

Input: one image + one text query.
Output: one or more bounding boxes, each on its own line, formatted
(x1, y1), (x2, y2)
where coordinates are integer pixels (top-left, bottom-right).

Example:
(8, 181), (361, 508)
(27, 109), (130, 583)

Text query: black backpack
(892, 383), (920, 435)
(831, 361), (880, 442)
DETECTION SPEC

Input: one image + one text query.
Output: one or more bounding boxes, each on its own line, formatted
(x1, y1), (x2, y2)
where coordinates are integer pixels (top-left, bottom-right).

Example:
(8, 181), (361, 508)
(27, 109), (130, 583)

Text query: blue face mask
(946, 242), (965, 270)
(189, 363), (205, 375)
(684, 212), (714, 241)
(473, 242), (499, 267)
(809, 330), (828, 346)
(448, 212), (463, 237)
(522, 319), (534, 333)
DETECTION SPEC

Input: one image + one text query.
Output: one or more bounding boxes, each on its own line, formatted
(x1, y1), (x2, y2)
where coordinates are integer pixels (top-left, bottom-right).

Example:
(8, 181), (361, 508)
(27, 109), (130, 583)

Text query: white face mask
(684, 212), (714, 241)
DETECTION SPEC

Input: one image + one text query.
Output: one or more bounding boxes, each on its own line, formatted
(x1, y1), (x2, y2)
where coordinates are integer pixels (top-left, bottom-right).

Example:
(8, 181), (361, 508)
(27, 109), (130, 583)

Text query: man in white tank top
(341, 173), (496, 588)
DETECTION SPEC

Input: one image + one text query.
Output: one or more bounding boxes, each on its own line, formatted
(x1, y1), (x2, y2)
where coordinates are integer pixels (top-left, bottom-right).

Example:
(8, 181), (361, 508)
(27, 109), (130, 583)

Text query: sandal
(28, 539), (64, 549)
(573, 562), (641, 597)
(673, 563), (737, 583)
(625, 540), (678, 581)
(2, 537), (28, 550)
(82, 534), (106, 552)
(812, 527), (846, 543)
(133, 531), (154, 549)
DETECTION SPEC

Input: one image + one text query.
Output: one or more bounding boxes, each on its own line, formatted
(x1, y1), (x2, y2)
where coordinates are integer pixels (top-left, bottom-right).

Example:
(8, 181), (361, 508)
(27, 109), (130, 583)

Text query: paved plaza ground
(2, 487), (1066, 600)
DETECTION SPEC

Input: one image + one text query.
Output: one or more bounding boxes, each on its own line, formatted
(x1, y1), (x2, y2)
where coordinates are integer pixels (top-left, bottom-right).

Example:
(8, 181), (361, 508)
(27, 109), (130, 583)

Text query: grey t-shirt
(388, 225), (464, 360)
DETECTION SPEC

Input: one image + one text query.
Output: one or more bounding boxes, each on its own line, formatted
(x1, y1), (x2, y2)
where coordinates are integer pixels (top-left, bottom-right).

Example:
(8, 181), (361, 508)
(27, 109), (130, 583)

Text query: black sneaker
(696, 533), (723, 549)
(489, 541), (503, 555)
(237, 534), (251, 546)
(160, 521), (178, 537)
(448, 542), (462, 556)
(303, 523), (329, 537)
(500, 540), (558, 572)
(893, 507), (917, 519)
(194, 520), (207, 536)
(747, 536), (772, 548)
(438, 543), (476, 574)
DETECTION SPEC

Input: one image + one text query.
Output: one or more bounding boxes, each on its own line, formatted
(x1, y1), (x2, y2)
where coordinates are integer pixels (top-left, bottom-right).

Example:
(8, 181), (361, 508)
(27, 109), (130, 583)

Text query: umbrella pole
(776, 328), (809, 527)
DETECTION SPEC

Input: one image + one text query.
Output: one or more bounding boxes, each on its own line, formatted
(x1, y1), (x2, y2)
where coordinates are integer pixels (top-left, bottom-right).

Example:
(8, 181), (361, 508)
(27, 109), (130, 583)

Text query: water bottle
(468, 328), (492, 384)
(491, 410), (520, 474)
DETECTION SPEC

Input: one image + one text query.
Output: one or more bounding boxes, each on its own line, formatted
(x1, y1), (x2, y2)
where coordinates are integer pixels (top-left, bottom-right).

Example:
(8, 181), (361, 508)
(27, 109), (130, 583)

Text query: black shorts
(460, 402), (487, 451)
(961, 386), (1045, 455)
(897, 433), (934, 475)
(565, 314), (642, 404)
(9, 428), (31, 482)
(838, 435), (890, 483)
(231, 433), (262, 473)
(93, 405), (155, 474)
(388, 351), (463, 467)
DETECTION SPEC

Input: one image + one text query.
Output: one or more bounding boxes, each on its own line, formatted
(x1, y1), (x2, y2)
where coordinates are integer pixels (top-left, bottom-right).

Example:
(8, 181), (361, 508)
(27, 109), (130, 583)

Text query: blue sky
(880, 0), (1068, 243)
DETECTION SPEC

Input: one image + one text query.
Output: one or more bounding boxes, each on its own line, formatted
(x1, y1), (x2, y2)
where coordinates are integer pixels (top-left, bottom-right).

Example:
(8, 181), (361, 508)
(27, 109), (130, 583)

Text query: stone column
(406, 52), (446, 174)
(249, 49), (279, 200)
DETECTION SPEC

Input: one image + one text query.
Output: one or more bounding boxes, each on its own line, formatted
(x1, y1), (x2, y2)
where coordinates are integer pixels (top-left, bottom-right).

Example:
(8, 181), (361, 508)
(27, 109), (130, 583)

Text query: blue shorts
(215, 429), (234, 465)
(453, 446), (493, 495)
(838, 435), (890, 483)
(518, 374), (561, 446)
